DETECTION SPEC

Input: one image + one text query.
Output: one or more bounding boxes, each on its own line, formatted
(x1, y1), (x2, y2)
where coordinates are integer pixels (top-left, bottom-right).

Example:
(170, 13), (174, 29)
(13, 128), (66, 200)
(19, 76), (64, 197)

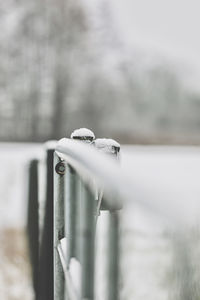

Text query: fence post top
(94, 138), (120, 155)
(70, 128), (95, 142)
(44, 140), (58, 150)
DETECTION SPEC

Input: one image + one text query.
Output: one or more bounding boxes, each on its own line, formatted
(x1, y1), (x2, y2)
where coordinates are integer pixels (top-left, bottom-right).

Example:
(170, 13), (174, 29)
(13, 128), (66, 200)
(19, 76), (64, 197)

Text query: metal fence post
(54, 153), (65, 300)
(80, 184), (96, 300)
(27, 159), (39, 300)
(65, 164), (78, 266)
(75, 176), (83, 263)
(107, 211), (119, 300)
(39, 148), (54, 300)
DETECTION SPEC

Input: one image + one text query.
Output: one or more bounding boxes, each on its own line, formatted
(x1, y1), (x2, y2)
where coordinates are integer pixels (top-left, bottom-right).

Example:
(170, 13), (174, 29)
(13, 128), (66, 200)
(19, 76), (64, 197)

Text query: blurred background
(1, 0), (200, 144)
(0, 0), (200, 299)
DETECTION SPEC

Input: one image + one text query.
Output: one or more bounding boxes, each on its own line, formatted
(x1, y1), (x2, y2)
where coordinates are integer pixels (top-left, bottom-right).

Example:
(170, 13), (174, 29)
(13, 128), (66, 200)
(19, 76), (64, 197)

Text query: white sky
(108, 0), (200, 87)
(111, 0), (200, 63)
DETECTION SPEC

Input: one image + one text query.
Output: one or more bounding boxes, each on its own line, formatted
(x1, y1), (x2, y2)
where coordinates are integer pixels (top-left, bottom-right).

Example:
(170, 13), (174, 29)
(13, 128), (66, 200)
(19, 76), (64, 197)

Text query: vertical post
(80, 184), (96, 300)
(107, 211), (119, 300)
(54, 153), (65, 300)
(27, 159), (39, 300)
(39, 148), (54, 300)
(65, 164), (78, 266)
(76, 176), (84, 262)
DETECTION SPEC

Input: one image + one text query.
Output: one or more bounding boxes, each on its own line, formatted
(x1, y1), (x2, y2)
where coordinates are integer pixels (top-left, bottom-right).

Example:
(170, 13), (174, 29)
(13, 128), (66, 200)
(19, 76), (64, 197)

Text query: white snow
(95, 145), (200, 300)
(121, 145), (200, 227)
(60, 237), (67, 257)
(68, 258), (81, 294)
(44, 140), (57, 150)
(70, 128), (95, 139)
(60, 237), (81, 295)
(94, 138), (120, 154)
(118, 146), (200, 300)
(95, 138), (120, 148)
(0, 143), (43, 228)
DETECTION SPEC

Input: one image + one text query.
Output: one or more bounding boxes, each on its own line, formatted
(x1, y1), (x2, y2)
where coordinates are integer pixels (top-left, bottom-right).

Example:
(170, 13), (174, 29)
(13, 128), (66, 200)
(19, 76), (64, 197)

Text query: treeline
(0, 0), (200, 144)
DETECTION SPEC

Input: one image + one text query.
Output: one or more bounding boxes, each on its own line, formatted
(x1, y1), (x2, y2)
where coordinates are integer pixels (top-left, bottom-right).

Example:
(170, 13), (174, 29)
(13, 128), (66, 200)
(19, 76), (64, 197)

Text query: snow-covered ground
(0, 143), (43, 228)
(121, 145), (200, 227)
(0, 143), (200, 299)
(96, 146), (200, 300)
(0, 143), (43, 300)
(119, 146), (200, 300)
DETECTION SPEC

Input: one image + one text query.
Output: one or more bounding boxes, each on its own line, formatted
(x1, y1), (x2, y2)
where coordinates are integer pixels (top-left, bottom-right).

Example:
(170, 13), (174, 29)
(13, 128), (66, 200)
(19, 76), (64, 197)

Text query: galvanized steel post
(54, 152), (65, 300)
(52, 132), (121, 300)
(39, 147), (54, 300)
(108, 211), (119, 300)
(65, 164), (78, 266)
(80, 184), (96, 300)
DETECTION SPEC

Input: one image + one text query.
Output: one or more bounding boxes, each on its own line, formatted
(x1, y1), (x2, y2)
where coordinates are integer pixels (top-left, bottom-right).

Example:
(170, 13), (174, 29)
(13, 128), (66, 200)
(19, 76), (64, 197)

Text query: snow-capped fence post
(93, 138), (121, 300)
(68, 128), (95, 267)
(94, 138), (121, 213)
(70, 128), (96, 299)
(27, 131), (200, 300)
(55, 132), (121, 300)
(53, 128), (96, 300)
(27, 159), (39, 299)
(27, 129), (121, 300)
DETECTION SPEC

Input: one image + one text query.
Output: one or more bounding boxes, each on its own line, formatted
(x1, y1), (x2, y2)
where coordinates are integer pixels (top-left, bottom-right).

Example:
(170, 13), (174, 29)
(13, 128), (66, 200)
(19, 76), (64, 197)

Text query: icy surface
(70, 128), (95, 139)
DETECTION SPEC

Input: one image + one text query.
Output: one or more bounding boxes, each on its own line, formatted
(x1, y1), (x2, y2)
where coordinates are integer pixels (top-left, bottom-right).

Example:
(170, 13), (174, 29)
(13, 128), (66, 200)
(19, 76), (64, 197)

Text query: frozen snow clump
(94, 138), (120, 154)
(70, 128), (95, 142)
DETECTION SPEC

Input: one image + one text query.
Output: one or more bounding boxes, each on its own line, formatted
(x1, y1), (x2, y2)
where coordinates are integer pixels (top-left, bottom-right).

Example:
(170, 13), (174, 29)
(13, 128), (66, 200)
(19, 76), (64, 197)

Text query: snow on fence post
(69, 128), (95, 263)
(27, 130), (122, 300)
(70, 127), (95, 143)
(70, 128), (96, 300)
(94, 138), (121, 300)
(93, 138), (121, 212)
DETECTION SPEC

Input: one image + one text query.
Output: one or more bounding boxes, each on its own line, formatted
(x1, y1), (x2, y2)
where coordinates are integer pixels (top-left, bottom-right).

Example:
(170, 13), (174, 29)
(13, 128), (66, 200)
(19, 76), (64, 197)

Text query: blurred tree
(0, 0), (200, 143)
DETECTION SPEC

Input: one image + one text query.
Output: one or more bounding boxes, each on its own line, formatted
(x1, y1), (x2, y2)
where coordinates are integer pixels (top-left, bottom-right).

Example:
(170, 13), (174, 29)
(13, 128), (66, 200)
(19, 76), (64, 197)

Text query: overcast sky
(111, 0), (199, 62)
(108, 0), (200, 88)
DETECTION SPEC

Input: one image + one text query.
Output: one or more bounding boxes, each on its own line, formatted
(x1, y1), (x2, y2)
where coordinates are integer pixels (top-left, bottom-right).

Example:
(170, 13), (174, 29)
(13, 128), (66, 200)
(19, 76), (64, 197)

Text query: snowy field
(0, 143), (43, 300)
(96, 146), (200, 300)
(119, 146), (200, 300)
(0, 143), (200, 299)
